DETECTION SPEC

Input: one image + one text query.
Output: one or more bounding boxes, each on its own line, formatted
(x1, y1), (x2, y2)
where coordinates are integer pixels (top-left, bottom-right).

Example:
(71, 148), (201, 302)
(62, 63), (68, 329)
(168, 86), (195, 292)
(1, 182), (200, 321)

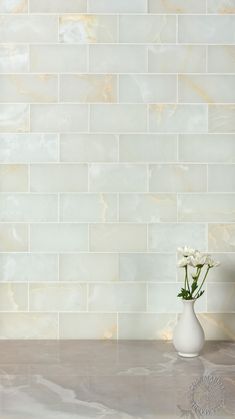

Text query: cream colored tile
(88, 283), (146, 312)
(148, 45), (206, 73)
(119, 15), (176, 43)
(119, 253), (176, 282)
(60, 253), (118, 282)
(118, 313), (176, 340)
(149, 0), (206, 13)
(208, 165), (235, 192)
(179, 15), (235, 43)
(208, 46), (235, 73)
(207, 284), (235, 313)
(90, 224), (147, 252)
(0, 75), (58, 103)
(119, 75), (176, 104)
(0, 165), (28, 192)
(0, 313), (57, 339)
(198, 313), (235, 340)
(208, 224), (235, 252)
(0, 105), (29, 133)
(60, 313), (117, 339)
(209, 105), (235, 133)
(0, 45), (28, 73)
(29, 0), (86, 12)
(0, 194), (58, 222)
(149, 223), (206, 252)
(179, 75), (235, 104)
(30, 164), (87, 193)
(29, 283), (87, 312)
(60, 75), (117, 103)
(119, 134), (177, 162)
(89, 45), (147, 73)
(149, 164), (206, 192)
(30, 45), (87, 73)
(90, 105), (147, 132)
(88, 0), (146, 12)
(119, 193), (177, 222)
(0, 283), (27, 311)
(178, 194), (235, 222)
(207, 253), (235, 282)
(179, 134), (235, 163)
(0, 223), (28, 252)
(207, 0), (235, 13)
(0, 15), (58, 43)
(60, 134), (118, 162)
(149, 105), (207, 133)
(89, 164), (147, 192)
(30, 223), (88, 252)
(60, 193), (117, 222)
(0, 253), (58, 282)
(59, 15), (117, 43)
(31, 105), (88, 133)
(0, 0), (27, 12)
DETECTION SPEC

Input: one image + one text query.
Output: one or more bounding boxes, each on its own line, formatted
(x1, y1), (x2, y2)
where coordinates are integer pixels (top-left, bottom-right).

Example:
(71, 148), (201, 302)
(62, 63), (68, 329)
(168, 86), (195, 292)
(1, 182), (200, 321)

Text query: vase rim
(182, 298), (196, 302)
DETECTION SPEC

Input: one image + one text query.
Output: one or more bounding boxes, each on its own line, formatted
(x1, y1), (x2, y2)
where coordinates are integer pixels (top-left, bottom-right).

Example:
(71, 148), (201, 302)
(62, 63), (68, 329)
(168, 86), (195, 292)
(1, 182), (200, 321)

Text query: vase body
(173, 299), (205, 357)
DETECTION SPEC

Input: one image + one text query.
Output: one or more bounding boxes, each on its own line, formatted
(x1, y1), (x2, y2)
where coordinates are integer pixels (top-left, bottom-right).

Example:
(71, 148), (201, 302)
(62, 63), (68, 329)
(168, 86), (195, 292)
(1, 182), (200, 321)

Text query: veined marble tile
(60, 134), (118, 162)
(208, 164), (235, 192)
(60, 193), (117, 222)
(207, 0), (235, 13)
(207, 253), (235, 282)
(0, 104), (29, 133)
(30, 104), (88, 133)
(0, 253), (58, 282)
(119, 193), (177, 222)
(179, 75), (235, 104)
(209, 105), (235, 133)
(0, 0), (27, 12)
(30, 223), (88, 252)
(30, 45), (87, 73)
(208, 46), (235, 73)
(119, 253), (176, 282)
(29, 283), (87, 312)
(0, 75), (58, 103)
(0, 15), (58, 43)
(148, 45), (206, 73)
(60, 74), (117, 103)
(178, 15), (235, 44)
(30, 164), (87, 193)
(0, 223), (28, 252)
(208, 223), (235, 252)
(0, 45), (28, 73)
(59, 253), (118, 282)
(0, 313), (57, 339)
(149, 105), (207, 133)
(0, 194), (58, 222)
(89, 45), (147, 73)
(198, 313), (235, 340)
(119, 75), (176, 104)
(0, 283), (27, 311)
(148, 0), (206, 13)
(179, 134), (235, 162)
(207, 284), (235, 313)
(149, 164), (206, 192)
(29, 0), (87, 13)
(60, 313), (117, 339)
(90, 224), (147, 252)
(87, 0), (146, 13)
(149, 223), (206, 252)
(119, 134), (177, 162)
(88, 283), (146, 312)
(118, 313), (176, 340)
(119, 15), (176, 43)
(0, 165), (28, 192)
(89, 164), (147, 192)
(59, 15), (117, 43)
(178, 193), (235, 222)
(90, 105), (147, 133)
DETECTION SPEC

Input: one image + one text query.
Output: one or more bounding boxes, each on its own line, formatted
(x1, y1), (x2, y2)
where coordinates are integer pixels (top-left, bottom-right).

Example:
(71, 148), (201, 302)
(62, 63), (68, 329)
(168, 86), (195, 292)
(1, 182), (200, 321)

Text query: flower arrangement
(177, 246), (220, 300)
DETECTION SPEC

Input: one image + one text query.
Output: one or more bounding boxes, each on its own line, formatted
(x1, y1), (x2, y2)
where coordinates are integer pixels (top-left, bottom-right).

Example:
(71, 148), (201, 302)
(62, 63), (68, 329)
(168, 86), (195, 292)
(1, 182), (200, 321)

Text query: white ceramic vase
(173, 299), (205, 357)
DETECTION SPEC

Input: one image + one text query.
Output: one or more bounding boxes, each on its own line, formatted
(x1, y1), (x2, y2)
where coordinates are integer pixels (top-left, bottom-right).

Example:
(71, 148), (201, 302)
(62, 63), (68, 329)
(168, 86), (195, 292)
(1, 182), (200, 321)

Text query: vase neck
(182, 299), (196, 314)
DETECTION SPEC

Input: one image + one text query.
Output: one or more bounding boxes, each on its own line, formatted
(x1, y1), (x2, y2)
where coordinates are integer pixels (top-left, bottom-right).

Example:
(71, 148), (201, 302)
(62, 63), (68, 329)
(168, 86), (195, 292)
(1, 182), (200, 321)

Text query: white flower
(178, 257), (189, 268)
(177, 246), (196, 257)
(188, 252), (208, 267)
(206, 256), (220, 268)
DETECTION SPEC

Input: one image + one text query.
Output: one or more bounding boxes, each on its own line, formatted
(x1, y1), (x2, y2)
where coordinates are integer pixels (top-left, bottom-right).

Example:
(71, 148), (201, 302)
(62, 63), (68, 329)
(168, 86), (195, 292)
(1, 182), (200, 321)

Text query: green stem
(194, 266), (210, 299)
(185, 265), (190, 293)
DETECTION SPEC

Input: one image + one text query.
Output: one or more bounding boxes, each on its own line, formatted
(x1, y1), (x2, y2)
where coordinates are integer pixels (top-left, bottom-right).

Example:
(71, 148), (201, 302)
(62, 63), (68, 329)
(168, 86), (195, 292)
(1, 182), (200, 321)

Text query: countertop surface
(0, 340), (234, 418)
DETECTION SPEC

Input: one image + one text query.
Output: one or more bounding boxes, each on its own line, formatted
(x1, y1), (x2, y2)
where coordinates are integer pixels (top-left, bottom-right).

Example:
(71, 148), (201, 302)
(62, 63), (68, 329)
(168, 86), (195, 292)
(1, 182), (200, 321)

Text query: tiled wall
(0, 0), (235, 340)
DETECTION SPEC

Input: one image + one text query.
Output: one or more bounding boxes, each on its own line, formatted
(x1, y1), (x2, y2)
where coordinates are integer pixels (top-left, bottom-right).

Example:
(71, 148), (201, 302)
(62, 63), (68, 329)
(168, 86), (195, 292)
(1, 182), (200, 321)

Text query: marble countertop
(0, 340), (234, 418)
